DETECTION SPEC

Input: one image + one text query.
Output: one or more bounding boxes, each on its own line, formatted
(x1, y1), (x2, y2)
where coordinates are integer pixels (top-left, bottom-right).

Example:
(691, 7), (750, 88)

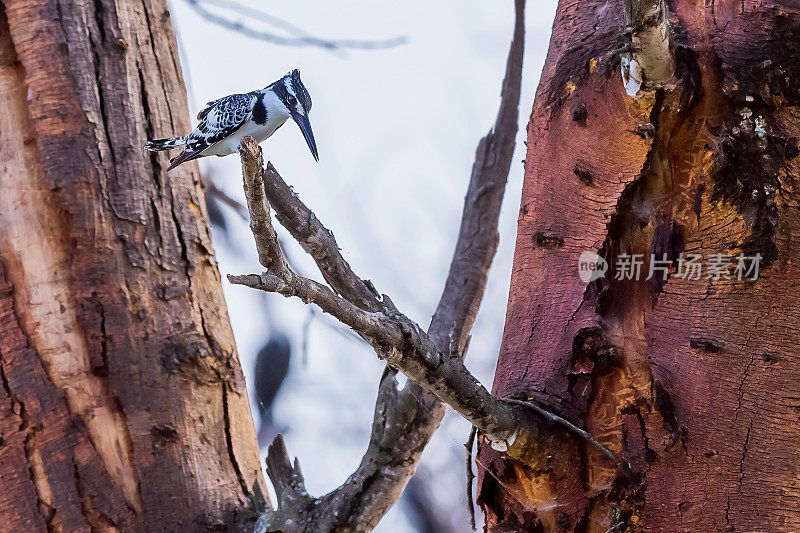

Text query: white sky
(168, 1), (557, 530)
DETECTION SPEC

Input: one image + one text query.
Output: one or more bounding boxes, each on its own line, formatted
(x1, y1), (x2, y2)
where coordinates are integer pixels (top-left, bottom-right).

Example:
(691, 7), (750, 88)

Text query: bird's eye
(287, 96), (297, 106)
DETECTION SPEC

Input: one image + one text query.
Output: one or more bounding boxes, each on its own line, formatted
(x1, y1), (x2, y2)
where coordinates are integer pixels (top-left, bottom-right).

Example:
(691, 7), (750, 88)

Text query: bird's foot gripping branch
(228, 135), (621, 531)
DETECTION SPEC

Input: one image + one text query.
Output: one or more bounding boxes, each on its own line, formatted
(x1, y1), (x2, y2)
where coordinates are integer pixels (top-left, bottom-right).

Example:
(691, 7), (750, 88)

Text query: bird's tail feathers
(143, 136), (187, 152)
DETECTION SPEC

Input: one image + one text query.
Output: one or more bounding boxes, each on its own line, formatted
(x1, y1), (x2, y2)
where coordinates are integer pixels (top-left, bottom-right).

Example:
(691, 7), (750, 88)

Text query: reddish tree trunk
(0, 0), (263, 530)
(479, 0), (800, 531)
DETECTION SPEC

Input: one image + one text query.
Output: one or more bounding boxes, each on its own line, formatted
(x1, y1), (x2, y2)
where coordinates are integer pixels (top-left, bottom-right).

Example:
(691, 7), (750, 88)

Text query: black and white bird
(144, 70), (318, 171)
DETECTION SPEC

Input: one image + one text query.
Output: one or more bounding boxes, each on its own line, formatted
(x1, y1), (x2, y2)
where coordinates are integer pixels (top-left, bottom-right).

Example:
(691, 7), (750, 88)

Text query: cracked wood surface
(479, 0), (800, 531)
(0, 0), (263, 530)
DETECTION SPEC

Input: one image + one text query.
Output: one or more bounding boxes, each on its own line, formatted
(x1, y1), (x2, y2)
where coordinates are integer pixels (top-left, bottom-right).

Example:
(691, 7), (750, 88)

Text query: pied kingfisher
(144, 70), (318, 171)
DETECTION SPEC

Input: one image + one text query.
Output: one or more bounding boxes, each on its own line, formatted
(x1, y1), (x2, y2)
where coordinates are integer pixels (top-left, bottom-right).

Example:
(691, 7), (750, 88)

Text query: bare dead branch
(258, 162), (382, 311)
(233, 136), (516, 432)
(501, 398), (621, 467)
(254, 369), (431, 532)
(185, 0), (406, 52)
(232, 144), (528, 529)
(327, 1), (528, 524)
(228, 271), (400, 346)
(621, 0), (676, 96)
(230, 137), (526, 437)
(229, 266), (520, 447)
(231, 2), (606, 531)
(238, 141), (288, 272)
(254, 435), (314, 532)
(428, 0), (525, 356)
(465, 426), (478, 531)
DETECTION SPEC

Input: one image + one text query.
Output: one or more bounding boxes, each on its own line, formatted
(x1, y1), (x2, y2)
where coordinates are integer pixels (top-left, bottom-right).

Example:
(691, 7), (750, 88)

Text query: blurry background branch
(184, 0), (406, 53)
(231, 1), (528, 530)
(204, 176), (247, 221)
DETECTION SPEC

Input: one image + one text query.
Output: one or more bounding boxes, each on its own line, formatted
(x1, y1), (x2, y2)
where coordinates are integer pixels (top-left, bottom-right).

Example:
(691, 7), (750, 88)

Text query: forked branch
(229, 1), (618, 530)
(229, 139), (520, 447)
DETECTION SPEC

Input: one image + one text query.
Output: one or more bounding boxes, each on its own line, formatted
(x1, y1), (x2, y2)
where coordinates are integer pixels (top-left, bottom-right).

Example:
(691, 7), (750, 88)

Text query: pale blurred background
(167, 1), (557, 529)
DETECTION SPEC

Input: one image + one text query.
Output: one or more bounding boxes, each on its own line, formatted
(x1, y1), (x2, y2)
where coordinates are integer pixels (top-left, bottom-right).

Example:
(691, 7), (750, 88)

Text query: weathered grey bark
(0, 0), (264, 530)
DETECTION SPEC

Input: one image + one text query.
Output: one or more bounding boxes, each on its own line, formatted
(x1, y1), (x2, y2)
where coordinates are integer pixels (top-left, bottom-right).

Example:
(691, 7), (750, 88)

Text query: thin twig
(465, 426), (478, 531)
(300, 308), (315, 367)
(501, 398), (622, 467)
(229, 272), (396, 347)
(185, 0), (406, 52)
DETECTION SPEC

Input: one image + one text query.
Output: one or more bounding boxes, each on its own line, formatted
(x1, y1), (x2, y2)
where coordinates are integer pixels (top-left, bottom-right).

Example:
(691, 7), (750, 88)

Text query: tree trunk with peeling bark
(0, 0), (264, 531)
(479, 0), (800, 531)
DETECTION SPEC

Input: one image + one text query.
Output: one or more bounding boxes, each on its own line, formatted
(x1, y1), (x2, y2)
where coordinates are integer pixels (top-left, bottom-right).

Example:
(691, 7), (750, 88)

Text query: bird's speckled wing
(185, 92), (257, 152)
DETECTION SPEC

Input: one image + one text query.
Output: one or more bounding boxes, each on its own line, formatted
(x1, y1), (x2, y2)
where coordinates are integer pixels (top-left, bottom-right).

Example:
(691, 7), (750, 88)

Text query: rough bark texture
(0, 1), (264, 531)
(479, 0), (800, 531)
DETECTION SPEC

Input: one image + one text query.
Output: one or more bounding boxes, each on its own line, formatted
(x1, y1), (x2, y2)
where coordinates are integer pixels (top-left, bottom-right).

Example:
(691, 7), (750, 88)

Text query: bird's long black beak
(291, 112), (318, 162)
